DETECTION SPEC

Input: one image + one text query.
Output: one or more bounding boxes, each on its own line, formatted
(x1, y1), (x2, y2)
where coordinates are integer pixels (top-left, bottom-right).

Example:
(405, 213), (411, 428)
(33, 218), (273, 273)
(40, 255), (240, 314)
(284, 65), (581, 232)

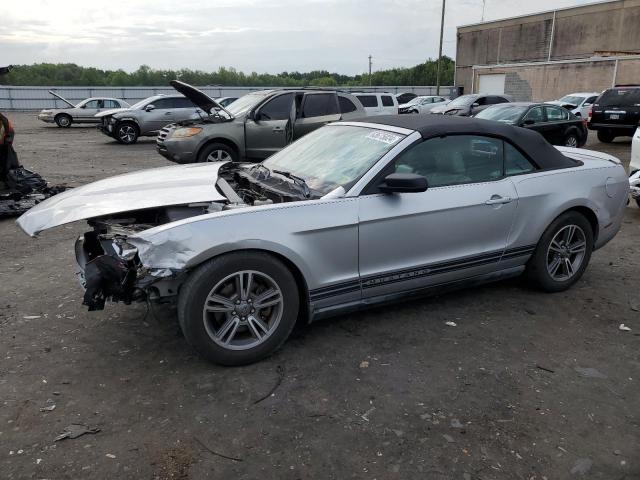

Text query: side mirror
(379, 173), (428, 194)
(144, 104), (155, 112)
(472, 102), (480, 108)
(522, 119), (535, 125)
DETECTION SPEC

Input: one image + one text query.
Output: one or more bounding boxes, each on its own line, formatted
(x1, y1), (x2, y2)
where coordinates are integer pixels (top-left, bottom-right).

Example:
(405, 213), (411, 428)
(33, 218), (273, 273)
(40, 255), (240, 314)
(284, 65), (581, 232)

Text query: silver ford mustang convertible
(17, 116), (629, 365)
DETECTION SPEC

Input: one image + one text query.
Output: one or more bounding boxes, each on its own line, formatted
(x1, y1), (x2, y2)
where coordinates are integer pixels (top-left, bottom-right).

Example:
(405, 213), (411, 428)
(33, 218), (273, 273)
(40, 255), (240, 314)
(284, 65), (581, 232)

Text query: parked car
(352, 92), (398, 115)
(18, 115), (628, 365)
(546, 92), (599, 118)
(216, 97), (238, 108)
(430, 93), (512, 116)
(157, 81), (367, 163)
(630, 127), (640, 207)
(588, 85), (640, 143)
(38, 91), (130, 128)
(399, 95), (450, 114)
(395, 92), (418, 105)
(96, 94), (203, 144)
(475, 102), (588, 147)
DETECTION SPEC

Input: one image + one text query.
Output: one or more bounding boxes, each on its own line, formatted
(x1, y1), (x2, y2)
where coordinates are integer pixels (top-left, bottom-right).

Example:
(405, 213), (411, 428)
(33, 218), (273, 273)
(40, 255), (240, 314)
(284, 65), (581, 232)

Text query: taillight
(588, 108), (593, 121)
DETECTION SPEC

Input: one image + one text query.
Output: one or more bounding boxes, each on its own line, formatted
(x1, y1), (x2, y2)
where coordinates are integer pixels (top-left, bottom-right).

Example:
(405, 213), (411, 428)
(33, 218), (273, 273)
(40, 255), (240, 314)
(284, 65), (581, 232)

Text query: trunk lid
(17, 162), (228, 236)
(555, 146), (622, 166)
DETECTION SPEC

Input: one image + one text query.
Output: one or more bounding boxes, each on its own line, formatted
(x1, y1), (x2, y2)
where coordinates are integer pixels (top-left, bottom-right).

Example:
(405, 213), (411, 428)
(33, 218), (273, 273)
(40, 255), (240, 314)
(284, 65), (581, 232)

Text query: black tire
(115, 122), (139, 144)
(635, 198), (640, 209)
(197, 142), (237, 163)
(597, 130), (615, 143)
(55, 114), (72, 128)
(526, 211), (594, 292)
(563, 131), (579, 148)
(178, 252), (299, 365)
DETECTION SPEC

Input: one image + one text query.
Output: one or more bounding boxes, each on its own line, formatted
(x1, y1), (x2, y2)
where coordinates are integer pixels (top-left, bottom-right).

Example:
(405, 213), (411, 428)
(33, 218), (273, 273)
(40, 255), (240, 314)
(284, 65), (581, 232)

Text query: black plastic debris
(54, 424), (101, 442)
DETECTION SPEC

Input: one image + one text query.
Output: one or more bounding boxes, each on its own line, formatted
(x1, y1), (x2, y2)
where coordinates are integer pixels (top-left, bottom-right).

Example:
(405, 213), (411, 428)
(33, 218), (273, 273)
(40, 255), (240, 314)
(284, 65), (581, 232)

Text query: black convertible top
(358, 114), (577, 170)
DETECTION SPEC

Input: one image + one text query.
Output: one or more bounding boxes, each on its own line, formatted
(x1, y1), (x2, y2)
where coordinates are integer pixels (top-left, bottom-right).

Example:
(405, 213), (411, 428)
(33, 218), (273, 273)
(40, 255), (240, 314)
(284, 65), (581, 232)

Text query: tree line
(0, 57), (455, 87)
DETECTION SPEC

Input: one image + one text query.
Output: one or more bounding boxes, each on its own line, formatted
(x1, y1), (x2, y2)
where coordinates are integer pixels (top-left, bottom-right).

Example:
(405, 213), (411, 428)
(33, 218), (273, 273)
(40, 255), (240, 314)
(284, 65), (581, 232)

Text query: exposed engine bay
(76, 162), (310, 311)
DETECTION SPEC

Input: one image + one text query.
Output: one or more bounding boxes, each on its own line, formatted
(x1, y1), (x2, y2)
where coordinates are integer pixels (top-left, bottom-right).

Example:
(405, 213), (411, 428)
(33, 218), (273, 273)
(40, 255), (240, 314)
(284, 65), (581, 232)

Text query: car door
(171, 97), (202, 124)
(245, 92), (296, 159)
(293, 93), (341, 139)
(543, 106), (570, 144)
(520, 106), (553, 141)
(144, 98), (178, 133)
(358, 134), (518, 299)
(76, 99), (102, 122)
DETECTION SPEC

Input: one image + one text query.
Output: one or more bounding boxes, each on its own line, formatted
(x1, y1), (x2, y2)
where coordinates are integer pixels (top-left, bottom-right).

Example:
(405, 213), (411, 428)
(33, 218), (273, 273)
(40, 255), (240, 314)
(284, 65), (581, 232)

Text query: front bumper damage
(75, 231), (183, 311)
(630, 170), (640, 201)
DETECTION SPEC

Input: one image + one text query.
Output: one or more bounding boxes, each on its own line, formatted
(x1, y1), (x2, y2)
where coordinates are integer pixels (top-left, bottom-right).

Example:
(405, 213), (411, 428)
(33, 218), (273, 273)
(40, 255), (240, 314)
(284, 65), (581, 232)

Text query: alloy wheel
(118, 125), (136, 143)
(206, 149), (231, 162)
(202, 270), (283, 350)
(546, 224), (587, 281)
(565, 135), (578, 147)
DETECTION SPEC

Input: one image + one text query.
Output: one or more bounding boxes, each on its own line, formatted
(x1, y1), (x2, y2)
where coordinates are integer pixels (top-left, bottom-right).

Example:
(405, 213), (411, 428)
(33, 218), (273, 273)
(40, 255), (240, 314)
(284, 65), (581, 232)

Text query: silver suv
(157, 81), (367, 163)
(96, 94), (203, 144)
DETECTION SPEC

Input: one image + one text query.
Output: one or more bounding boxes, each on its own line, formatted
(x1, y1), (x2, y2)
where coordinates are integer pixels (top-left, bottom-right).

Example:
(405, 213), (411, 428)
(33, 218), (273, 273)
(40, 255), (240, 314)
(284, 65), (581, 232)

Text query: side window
(338, 96), (357, 113)
(357, 95), (378, 108)
(259, 93), (294, 120)
(584, 96), (597, 105)
(84, 100), (100, 109)
(505, 142), (536, 175)
(524, 106), (545, 124)
(475, 97), (488, 106)
(381, 95), (394, 107)
(302, 93), (338, 118)
(393, 135), (504, 188)
(173, 97), (196, 108)
(545, 106), (568, 121)
(103, 100), (119, 109)
(494, 96), (510, 104)
(152, 98), (173, 109)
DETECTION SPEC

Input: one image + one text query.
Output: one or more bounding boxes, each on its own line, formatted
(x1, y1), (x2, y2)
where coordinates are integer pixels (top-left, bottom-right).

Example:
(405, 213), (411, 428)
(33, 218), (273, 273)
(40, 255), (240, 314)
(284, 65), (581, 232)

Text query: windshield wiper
(273, 169), (311, 198)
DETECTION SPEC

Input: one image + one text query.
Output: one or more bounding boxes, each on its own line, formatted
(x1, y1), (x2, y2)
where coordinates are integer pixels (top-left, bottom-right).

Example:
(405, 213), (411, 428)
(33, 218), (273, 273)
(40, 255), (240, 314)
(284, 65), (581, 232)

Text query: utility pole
(436, 0), (446, 95)
(481, 0), (486, 22)
(368, 54), (372, 86)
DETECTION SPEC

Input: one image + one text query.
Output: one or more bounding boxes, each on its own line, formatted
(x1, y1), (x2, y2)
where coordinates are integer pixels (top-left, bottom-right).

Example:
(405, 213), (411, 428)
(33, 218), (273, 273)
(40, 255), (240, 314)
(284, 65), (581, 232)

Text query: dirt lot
(1, 113), (639, 480)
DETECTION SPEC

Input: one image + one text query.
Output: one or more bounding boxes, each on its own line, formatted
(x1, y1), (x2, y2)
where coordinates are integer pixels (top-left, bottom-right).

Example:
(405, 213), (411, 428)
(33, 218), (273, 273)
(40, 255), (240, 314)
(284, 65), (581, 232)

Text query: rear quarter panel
(507, 163), (628, 251)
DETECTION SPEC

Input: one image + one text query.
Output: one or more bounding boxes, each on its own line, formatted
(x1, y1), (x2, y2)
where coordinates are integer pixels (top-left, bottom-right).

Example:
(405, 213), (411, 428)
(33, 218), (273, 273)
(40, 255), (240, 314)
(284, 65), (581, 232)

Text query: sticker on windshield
(366, 131), (402, 145)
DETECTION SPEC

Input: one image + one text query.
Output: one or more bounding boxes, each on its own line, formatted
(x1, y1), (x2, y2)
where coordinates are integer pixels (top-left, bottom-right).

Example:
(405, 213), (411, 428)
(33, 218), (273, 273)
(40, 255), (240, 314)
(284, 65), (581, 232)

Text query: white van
(352, 92), (399, 116)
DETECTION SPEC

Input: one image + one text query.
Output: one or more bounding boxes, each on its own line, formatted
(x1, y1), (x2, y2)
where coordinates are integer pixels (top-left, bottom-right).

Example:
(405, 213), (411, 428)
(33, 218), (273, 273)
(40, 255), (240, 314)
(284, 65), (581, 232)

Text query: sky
(1, 0), (593, 75)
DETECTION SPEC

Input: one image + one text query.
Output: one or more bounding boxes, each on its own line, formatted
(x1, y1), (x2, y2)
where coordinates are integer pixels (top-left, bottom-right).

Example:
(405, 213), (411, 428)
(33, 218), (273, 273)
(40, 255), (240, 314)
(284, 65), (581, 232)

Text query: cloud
(0, 0), (596, 74)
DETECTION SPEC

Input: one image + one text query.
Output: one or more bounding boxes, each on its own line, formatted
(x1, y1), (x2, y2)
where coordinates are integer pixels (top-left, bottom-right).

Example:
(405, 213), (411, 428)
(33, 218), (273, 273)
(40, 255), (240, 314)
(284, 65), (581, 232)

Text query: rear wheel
(597, 130), (615, 143)
(564, 132), (579, 147)
(526, 211), (593, 292)
(178, 252), (299, 365)
(197, 142), (237, 163)
(55, 114), (72, 128)
(115, 122), (139, 144)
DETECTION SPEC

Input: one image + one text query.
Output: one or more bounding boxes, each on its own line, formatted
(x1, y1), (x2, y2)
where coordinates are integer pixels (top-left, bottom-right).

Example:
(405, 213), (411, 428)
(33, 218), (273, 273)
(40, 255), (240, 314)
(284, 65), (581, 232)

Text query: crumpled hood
(95, 108), (129, 118)
(547, 100), (577, 109)
(17, 162), (228, 236)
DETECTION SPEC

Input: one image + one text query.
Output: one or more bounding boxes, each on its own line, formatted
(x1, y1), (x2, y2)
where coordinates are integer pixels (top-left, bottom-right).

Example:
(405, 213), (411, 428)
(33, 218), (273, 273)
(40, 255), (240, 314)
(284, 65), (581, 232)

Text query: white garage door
(478, 74), (506, 94)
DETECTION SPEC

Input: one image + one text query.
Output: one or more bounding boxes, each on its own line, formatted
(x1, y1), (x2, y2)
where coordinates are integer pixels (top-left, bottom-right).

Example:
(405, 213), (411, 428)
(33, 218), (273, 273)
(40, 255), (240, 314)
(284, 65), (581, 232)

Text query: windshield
(225, 92), (270, 115)
(262, 125), (405, 195)
(558, 95), (585, 105)
(598, 88), (640, 107)
(448, 95), (477, 107)
(475, 105), (528, 123)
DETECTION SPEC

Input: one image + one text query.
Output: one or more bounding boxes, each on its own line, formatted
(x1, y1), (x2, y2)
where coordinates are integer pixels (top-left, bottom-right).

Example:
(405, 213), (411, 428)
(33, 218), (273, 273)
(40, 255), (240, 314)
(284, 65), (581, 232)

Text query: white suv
(352, 92), (398, 115)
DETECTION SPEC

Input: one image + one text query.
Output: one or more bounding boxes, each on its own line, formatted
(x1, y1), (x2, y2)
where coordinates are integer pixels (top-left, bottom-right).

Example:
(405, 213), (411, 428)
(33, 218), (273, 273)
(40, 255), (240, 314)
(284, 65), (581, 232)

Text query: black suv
(588, 86), (640, 143)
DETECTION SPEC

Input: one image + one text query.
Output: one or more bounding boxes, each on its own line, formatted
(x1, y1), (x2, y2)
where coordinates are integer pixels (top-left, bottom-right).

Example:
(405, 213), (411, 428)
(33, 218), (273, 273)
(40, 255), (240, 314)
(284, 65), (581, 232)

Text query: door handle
(165, 112), (173, 115)
(485, 195), (512, 205)
(273, 126), (284, 133)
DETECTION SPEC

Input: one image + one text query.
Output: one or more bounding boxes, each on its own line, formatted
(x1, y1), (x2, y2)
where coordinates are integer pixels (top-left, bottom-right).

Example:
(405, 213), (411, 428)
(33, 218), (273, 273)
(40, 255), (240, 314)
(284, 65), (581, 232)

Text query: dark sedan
(475, 102), (588, 147)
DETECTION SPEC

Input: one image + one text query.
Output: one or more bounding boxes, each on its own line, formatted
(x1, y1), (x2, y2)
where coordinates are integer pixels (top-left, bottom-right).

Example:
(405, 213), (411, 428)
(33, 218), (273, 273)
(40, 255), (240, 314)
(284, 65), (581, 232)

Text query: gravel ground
(1, 113), (639, 480)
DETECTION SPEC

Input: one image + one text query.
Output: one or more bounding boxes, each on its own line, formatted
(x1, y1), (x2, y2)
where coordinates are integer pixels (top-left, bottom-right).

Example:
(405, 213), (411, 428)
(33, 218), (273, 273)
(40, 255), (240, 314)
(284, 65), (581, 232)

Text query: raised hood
(48, 90), (76, 108)
(17, 162), (228, 236)
(170, 80), (233, 118)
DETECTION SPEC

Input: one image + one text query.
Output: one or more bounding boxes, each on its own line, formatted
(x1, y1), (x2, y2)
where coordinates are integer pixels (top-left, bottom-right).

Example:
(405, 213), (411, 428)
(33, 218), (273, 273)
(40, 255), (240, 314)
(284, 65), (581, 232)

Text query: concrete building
(455, 0), (640, 101)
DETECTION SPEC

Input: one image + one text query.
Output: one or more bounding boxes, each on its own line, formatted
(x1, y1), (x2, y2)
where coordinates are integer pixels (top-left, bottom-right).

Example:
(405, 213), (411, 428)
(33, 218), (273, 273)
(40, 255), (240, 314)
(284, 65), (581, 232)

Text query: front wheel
(115, 122), (139, 144)
(197, 142), (237, 163)
(178, 252), (299, 365)
(55, 114), (72, 128)
(526, 211), (594, 292)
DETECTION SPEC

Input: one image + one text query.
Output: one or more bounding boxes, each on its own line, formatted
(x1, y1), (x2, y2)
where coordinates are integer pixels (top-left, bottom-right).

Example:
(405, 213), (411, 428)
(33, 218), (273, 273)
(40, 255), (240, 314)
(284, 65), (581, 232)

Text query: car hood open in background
(48, 90), (76, 108)
(17, 162), (227, 236)
(546, 100), (578, 110)
(169, 80), (232, 117)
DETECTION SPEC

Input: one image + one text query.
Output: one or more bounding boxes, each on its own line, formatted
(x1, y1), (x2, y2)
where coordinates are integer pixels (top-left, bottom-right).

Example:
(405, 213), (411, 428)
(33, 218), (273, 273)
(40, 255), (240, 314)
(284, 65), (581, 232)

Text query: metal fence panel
(0, 85), (457, 110)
